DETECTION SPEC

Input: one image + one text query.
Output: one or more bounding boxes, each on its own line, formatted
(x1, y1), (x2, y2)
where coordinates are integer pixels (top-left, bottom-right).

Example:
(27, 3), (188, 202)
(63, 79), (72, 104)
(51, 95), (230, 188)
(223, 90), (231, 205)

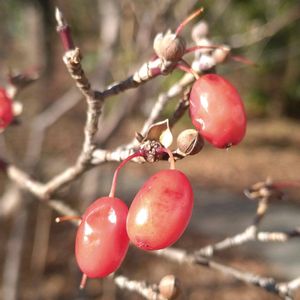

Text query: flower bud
(154, 31), (186, 62)
(159, 275), (180, 299)
(177, 129), (204, 156)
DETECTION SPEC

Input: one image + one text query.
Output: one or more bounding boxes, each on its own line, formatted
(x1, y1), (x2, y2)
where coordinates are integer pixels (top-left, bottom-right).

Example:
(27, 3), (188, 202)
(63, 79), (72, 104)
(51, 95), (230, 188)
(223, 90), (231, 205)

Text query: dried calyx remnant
(135, 120), (204, 163)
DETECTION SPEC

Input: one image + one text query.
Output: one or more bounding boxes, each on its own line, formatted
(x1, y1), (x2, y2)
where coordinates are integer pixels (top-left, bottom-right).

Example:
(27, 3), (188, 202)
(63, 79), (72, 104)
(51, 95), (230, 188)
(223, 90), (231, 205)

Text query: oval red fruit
(189, 74), (246, 148)
(0, 88), (13, 130)
(127, 169), (194, 250)
(75, 197), (129, 278)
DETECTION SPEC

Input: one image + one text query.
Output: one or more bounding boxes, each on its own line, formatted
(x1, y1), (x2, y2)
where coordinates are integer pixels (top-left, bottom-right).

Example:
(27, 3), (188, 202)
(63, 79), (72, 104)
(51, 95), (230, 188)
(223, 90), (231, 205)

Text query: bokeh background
(0, 0), (299, 299)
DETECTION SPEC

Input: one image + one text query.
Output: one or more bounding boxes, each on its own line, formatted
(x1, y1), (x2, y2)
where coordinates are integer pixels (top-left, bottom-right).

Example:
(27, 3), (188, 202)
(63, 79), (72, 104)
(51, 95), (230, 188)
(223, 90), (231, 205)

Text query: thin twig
(114, 275), (167, 300)
(196, 197), (269, 257)
(153, 247), (299, 300)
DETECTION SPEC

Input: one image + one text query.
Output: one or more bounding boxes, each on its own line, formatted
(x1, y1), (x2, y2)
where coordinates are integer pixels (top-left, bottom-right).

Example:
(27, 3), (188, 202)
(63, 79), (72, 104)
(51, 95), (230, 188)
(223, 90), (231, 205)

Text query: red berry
(126, 169), (193, 250)
(75, 197), (129, 278)
(0, 88), (13, 130)
(189, 74), (246, 148)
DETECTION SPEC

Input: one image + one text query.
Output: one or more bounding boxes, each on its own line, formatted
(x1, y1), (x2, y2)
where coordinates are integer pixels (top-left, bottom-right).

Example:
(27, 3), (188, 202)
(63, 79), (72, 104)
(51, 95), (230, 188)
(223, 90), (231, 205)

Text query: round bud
(176, 129), (204, 156)
(159, 275), (180, 299)
(153, 32), (186, 62)
(191, 21), (209, 42)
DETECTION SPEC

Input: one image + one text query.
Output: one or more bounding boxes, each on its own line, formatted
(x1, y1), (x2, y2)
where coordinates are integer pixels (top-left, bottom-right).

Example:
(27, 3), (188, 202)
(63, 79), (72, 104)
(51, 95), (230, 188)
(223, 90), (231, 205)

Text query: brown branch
(168, 87), (191, 128)
(195, 179), (295, 257)
(277, 277), (300, 299)
(153, 247), (299, 300)
(101, 58), (162, 99)
(196, 197), (269, 257)
(6, 165), (45, 198)
(36, 49), (103, 195)
(114, 275), (168, 300)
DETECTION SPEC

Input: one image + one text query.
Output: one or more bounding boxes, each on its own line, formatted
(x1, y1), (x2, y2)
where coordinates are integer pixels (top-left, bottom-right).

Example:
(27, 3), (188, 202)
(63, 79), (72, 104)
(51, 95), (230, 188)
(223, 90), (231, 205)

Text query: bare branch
(101, 58), (162, 99)
(197, 197), (269, 256)
(114, 275), (167, 300)
(153, 247), (299, 299)
(6, 165), (45, 198)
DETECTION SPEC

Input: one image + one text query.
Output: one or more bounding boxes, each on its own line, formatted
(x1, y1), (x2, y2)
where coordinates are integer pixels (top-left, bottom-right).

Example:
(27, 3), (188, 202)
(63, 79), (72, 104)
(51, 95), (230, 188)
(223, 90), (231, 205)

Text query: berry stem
(109, 151), (144, 198)
(157, 147), (176, 170)
(166, 148), (176, 170)
(79, 273), (88, 289)
(175, 8), (204, 36)
(176, 60), (200, 80)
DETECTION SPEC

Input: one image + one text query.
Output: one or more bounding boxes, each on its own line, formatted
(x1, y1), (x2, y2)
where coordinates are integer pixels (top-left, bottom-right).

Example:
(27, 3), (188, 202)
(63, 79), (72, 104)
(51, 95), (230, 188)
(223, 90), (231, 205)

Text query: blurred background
(0, 0), (299, 299)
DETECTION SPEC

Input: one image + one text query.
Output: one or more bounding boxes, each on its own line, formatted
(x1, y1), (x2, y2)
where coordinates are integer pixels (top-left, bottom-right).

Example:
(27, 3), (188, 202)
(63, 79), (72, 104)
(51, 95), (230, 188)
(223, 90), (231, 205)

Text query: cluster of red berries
(74, 150), (194, 288)
(74, 70), (247, 287)
(0, 88), (13, 130)
(152, 7), (247, 149)
(69, 8), (247, 288)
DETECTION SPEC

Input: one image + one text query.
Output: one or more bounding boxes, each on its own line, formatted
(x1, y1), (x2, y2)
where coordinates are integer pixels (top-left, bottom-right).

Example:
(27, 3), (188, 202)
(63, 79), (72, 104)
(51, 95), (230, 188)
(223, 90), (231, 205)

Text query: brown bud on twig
(159, 275), (180, 299)
(154, 31), (186, 62)
(176, 129), (204, 156)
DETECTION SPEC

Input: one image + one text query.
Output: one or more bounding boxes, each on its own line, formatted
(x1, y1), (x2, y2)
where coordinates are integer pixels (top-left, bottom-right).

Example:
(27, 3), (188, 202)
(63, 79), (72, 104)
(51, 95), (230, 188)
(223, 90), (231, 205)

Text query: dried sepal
(153, 31), (186, 62)
(144, 119), (173, 148)
(135, 132), (144, 143)
(159, 275), (180, 299)
(176, 129), (204, 156)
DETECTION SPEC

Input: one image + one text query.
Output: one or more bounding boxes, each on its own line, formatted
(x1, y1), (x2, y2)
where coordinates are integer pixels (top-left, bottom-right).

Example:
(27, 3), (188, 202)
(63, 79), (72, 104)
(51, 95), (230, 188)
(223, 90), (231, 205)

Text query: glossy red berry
(127, 169), (193, 250)
(75, 197), (129, 279)
(189, 74), (246, 148)
(0, 88), (13, 130)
